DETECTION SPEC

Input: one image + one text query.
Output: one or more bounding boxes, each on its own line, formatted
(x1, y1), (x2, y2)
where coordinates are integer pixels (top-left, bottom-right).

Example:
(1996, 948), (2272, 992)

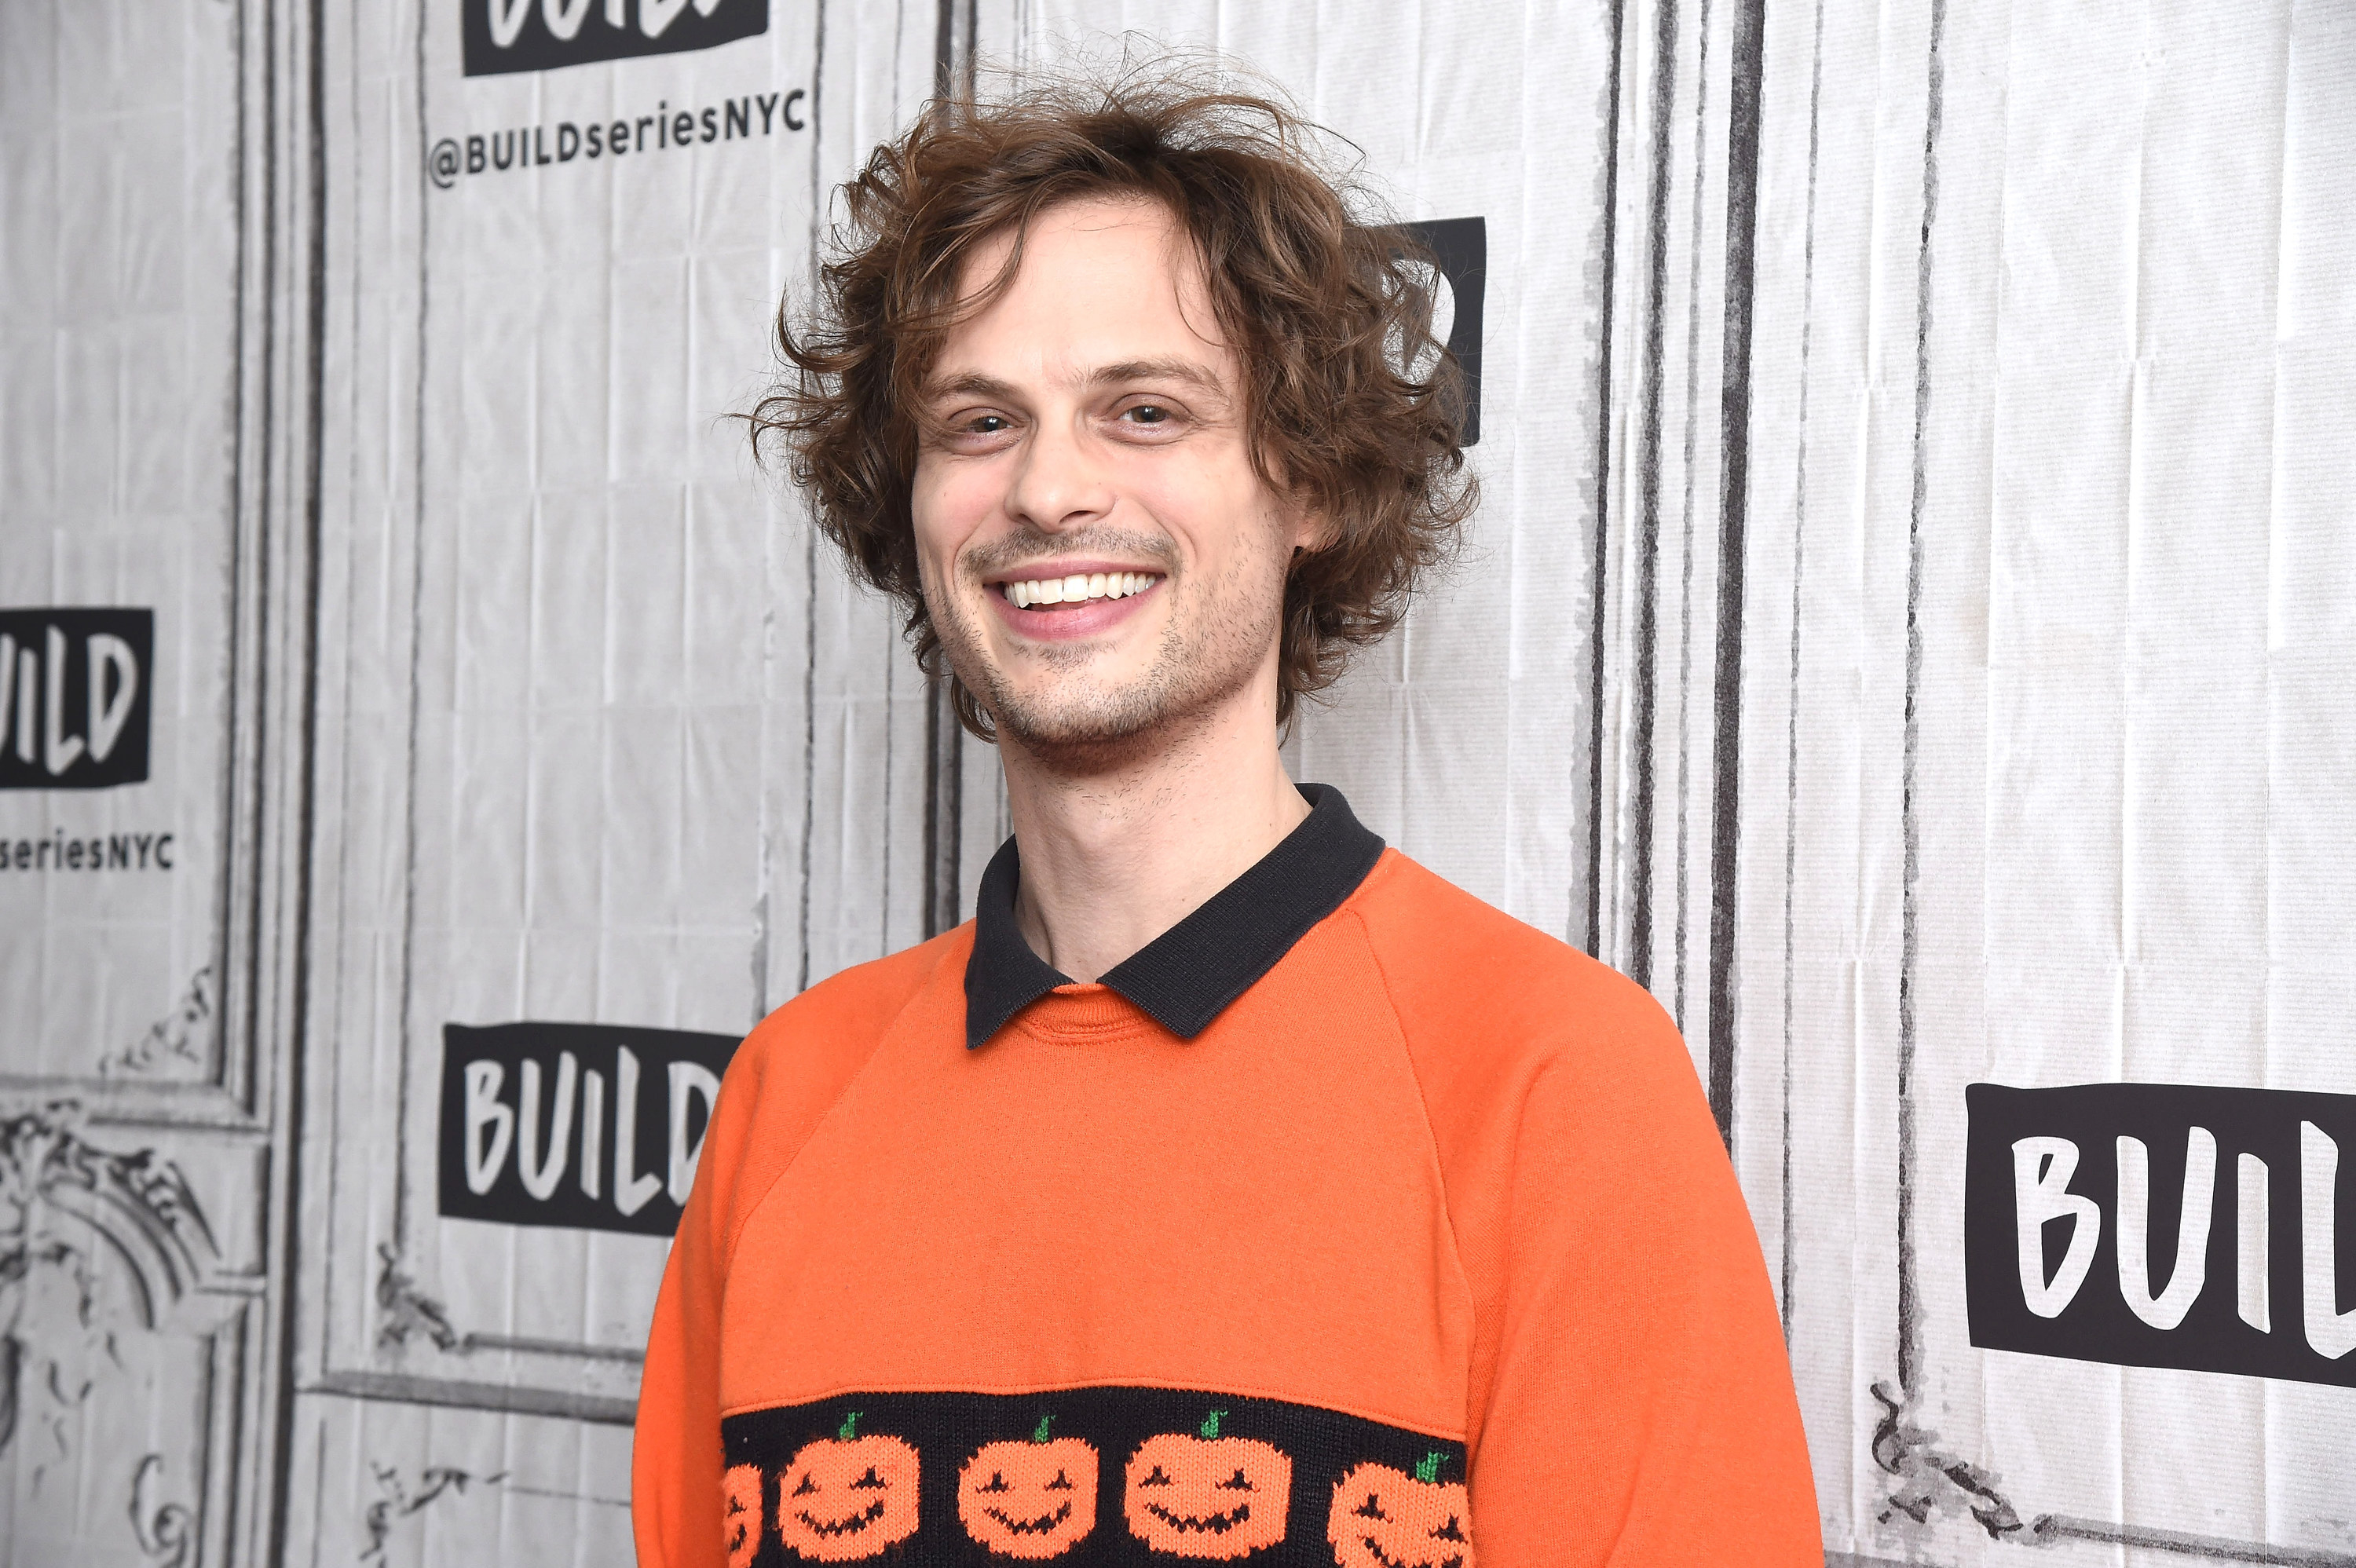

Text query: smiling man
(634, 74), (1820, 1567)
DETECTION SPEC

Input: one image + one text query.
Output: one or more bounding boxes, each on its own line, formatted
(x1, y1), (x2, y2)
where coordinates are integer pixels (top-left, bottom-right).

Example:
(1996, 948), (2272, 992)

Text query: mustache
(960, 525), (1178, 579)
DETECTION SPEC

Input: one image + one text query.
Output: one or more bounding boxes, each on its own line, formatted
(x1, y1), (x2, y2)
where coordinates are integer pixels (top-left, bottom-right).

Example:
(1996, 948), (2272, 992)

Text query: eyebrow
(1086, 357), (1227, 397)
(922, 357), (1231, 405)
(926, 371), (1019, 404)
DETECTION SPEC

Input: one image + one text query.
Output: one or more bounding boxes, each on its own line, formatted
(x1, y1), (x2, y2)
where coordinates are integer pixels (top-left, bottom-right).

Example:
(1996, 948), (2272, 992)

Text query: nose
(1004, 415), (1113, 535)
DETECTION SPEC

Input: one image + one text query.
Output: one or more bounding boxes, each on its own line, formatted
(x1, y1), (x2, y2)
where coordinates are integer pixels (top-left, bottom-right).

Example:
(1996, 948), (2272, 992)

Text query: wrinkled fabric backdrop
(2, 0), (2352, 1563)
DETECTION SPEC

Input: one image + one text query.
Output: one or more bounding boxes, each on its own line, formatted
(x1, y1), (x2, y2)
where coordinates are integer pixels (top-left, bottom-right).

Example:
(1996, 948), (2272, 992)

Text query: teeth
(1004, 571), (1161, 608)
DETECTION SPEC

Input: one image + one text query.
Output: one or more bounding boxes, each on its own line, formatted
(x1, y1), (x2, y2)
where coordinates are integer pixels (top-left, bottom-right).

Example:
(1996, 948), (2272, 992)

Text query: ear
(1285, 502), (1335, 560)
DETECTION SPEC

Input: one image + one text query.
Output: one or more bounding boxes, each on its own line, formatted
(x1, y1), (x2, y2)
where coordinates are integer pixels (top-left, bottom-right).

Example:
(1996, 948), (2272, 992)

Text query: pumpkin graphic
(721, 1463), (764, 1568)
(774, 1411), (921, 1562)
(1326, 1453), (1472, 1568)
(1123, 1409), (1293, 1559)
(957, 1414), (1099, 1559)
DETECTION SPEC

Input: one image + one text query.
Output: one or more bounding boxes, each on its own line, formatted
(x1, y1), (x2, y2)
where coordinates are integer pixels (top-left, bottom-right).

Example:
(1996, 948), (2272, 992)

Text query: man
(635, 73), (1819, 1566)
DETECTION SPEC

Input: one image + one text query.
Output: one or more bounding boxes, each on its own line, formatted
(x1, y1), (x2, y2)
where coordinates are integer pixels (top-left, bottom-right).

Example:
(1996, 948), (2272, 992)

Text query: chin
(993, 685), (1177, 760)
(983, 656), (1255, 763)
(945, 611), (1274, 765)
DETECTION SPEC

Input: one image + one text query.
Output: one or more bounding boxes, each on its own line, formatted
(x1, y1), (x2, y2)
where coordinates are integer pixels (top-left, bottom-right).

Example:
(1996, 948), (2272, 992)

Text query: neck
(997, 687), (1310, 985)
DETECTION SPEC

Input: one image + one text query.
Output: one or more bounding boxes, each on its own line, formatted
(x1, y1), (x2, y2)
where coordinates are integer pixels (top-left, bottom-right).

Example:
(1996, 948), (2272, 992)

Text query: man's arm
(1361, 870), (1820, 1565)
(631, 1086), (737, 1568)
(630, 945), (944, 1567)
(1451, 990), (1820, 1563)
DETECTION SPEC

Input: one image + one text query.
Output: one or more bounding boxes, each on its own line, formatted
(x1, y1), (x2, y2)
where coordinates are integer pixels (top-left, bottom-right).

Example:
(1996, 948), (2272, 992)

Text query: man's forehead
(931, 195), (1234, 389)
(953, 192), (1192, 292)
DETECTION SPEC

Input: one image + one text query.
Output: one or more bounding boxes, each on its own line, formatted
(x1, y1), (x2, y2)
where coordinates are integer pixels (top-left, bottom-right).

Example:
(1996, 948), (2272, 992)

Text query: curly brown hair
(747, 65), (1476, 737)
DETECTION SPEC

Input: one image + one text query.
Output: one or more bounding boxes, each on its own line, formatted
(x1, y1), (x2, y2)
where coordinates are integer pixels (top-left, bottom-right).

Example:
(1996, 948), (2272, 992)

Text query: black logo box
(1965, 1081), (2356, 1387)
(440, 1021), (739, 1236)
(1394, 217), (1485, 448)
(0, 608), (152, 791)
(463, 0), (766, 77)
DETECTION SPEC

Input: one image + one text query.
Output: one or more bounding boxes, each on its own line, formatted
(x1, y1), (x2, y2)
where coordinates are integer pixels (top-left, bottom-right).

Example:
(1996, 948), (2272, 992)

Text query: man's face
(909, 196), (1315, 762)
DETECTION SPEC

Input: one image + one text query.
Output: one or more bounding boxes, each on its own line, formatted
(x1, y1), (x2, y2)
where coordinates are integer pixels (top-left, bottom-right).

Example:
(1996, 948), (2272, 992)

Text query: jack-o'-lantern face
(721, 1464), (763, 1568)
(1327, 1454), (1472, 1568)
(775, 1413), (921, 1562)
(1124, 1411), (1293, 1559)
(957, 1416), (1099, 1558)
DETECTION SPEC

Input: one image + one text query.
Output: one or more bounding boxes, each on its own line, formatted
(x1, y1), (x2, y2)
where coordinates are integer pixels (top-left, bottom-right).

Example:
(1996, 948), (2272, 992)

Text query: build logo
(464, 0), (766, 77)
(0, 609), (152, 791)
(439, 1021), (739, 1235)
(1966, 1081), (2356, 1388)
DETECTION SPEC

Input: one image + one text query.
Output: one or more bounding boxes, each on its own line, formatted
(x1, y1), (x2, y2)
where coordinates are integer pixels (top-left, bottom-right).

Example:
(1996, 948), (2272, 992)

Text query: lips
(1001, 569), (1159, 609)
(986, 572), (1159, 642)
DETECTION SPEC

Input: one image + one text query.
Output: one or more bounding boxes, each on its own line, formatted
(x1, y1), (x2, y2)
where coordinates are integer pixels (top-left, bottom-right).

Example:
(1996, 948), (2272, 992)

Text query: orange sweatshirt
(635, 787), (1819, 1566)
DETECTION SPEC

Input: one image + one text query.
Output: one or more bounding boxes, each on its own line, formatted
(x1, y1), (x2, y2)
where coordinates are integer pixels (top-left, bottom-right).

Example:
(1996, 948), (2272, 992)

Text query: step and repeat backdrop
(1, 0), (2351, 1564)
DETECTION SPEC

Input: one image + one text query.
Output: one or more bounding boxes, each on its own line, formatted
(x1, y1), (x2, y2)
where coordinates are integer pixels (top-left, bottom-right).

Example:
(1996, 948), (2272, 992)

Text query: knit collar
(963, 783), (1385, 1049)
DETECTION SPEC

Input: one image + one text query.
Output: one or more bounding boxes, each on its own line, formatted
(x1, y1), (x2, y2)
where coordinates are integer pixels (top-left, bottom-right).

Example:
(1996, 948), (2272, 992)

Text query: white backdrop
(2, 0), (2351, 1564)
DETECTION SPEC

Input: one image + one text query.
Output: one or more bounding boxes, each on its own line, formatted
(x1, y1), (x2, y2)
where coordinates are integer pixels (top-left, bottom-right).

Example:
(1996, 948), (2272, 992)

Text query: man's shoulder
(1348, 849), (1667, 1036)
(1344, 849), (1697, 1109)
(726, 927), (967, 1095)
(687, 930), (966, 1260)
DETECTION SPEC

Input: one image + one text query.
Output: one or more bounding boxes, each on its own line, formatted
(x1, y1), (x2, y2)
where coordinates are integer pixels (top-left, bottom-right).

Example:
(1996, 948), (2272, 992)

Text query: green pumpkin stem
(1199, 1410), (1227, 1440)
(1414, 1451), (1444, 1484)
(838, 1411), (862, 1441)
(1033, 1415), (1055, 1443)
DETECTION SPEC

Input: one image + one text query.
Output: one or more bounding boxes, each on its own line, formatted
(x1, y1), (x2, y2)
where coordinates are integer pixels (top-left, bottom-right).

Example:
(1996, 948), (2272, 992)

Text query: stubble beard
(925, 528), (1285, 773)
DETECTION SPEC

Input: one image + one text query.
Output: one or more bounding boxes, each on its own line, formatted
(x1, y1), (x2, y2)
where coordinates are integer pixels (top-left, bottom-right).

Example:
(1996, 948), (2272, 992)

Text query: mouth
(993, 568), (1163, 610)
(796, 1500), (888, 1538)
(984, 564), (1164, 642)
(1359, 1537), (1464, 1568)
(1144, 1502), (1249, 1536)
(984, 1502), (1074, 1536)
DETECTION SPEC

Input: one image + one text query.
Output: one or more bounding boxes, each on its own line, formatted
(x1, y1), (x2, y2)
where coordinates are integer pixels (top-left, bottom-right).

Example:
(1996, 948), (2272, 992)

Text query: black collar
(964, 784), (1385, 1049)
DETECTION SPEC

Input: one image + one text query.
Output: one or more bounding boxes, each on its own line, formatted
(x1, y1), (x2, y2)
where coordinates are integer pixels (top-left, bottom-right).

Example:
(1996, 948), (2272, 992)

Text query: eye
(1352, 1493), (1389, 1521)
(964, 414), (1012, 435)
(1139, 1465), (1173, 1488)
(1119, 403), (1173, 426)
(1216, 1467), (1254, 1491)
(1046, 1471), (1074, 1491)
(977, 1471), (1009, 1493)
(850, 1466), (888, 1491)
(791, 1472), (818, 1497)
(1430, 1515), (1467, 1541)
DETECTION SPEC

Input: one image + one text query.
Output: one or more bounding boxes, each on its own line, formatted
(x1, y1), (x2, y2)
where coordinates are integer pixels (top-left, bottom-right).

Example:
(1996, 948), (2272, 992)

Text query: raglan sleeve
(632, 1043), (763, 1568)
(1454, 978), (1821, 1566)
